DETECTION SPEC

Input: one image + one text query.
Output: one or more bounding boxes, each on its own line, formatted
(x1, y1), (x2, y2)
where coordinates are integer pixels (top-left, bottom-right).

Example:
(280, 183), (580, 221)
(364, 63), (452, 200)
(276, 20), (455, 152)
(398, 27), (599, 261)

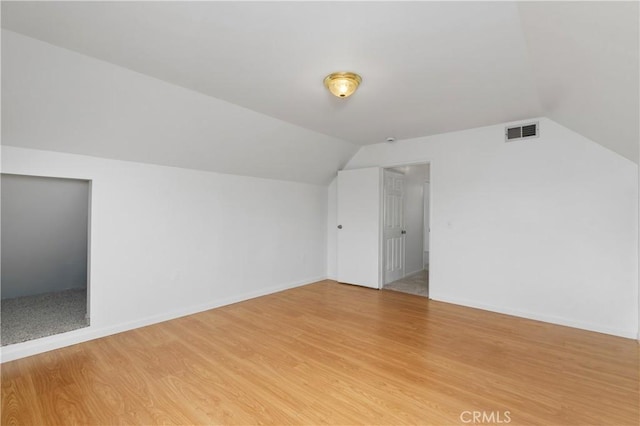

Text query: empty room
(1, 1), (638, 425)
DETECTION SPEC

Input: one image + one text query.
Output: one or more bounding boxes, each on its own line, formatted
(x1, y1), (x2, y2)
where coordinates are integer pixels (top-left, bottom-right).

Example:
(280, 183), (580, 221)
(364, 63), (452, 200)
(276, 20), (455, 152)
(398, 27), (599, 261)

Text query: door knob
(337, 225), (343, 229)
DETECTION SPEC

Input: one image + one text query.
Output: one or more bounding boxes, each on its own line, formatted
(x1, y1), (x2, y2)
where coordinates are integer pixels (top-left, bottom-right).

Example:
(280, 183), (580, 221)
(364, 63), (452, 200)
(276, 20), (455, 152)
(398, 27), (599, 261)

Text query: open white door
(383, 170), (405, 284)
(337, 167), (381, 289)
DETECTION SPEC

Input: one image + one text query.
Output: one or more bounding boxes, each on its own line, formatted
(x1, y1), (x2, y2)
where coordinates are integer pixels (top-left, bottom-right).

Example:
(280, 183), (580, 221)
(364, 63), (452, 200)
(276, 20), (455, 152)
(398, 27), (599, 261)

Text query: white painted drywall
(1, 29), (358, 186)
(328, 118), (638, 338)
(1, 174), (89, 299)
(0, 147), (328, 361)
(402, 164), (428, 276)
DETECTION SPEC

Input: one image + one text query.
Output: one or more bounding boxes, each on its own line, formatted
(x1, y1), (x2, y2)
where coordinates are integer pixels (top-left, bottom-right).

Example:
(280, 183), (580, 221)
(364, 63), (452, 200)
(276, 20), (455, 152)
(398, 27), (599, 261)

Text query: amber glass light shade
(323, 72), (362, 98)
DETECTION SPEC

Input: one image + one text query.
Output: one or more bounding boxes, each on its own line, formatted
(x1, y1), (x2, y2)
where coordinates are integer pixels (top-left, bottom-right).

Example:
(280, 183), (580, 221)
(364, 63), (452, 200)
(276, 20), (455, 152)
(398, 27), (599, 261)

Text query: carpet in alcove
(1, 289), (88, 346)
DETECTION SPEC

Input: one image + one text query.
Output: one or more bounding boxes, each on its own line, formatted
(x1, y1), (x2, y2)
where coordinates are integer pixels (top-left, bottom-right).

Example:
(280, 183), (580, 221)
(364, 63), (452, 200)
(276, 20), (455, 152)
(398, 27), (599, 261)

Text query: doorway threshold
(383, 270), (429, 297)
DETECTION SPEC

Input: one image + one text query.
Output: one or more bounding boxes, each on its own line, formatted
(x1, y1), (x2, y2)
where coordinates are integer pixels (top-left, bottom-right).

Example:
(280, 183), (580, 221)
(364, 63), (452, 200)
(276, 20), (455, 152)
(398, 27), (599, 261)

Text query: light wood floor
(2, 281), (638, 425)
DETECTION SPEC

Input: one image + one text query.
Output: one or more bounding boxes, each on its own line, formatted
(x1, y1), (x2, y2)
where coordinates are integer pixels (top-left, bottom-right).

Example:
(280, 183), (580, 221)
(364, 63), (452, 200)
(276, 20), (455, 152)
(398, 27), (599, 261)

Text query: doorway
(1, 174), (91, 345)
(382, 163), (430, 297)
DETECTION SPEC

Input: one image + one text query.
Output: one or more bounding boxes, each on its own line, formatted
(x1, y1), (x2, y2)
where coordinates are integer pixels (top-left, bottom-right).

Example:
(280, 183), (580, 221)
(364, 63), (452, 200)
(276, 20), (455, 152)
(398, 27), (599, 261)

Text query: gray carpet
(1, 289), (88, 346)
(383, 270), (429, 297)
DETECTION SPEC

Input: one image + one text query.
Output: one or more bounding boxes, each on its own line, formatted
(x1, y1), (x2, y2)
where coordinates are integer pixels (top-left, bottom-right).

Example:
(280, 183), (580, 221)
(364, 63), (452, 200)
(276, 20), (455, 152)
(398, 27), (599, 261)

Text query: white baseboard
(431, 293), (637, 339)
(0, 275), (326, 363)
(403, 268), (426, 278)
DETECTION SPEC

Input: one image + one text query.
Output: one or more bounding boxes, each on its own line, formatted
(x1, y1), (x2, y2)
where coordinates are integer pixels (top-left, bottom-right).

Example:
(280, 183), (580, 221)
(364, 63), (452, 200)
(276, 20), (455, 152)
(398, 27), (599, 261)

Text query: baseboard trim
(431, 293), (637, 339)
(0, 276), (326, 363)
(403, 268), (425, 278)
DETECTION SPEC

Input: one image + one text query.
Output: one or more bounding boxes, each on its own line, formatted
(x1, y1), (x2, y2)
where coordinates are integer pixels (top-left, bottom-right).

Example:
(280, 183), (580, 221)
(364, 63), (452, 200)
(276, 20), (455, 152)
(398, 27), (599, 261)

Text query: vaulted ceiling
(2, 1), (638, 178)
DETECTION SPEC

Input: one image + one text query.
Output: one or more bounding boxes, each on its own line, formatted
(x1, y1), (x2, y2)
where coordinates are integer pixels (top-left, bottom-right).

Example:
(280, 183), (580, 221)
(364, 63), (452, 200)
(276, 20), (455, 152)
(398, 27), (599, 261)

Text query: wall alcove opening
(1, 174), (91, 346)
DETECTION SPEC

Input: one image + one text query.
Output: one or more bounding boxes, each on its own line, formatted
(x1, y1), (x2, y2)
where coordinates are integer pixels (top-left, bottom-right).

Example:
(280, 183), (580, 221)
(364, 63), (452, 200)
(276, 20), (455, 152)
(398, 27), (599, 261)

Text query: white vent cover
(505, 121), (539, 142)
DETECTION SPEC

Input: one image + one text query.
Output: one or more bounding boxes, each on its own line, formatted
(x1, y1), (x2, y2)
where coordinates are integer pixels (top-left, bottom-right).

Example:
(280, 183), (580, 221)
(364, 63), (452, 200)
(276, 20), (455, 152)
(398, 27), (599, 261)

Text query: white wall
(1, 147), (328, 361)
(328, 118), (638, 338)
(1, 174), (89, 299)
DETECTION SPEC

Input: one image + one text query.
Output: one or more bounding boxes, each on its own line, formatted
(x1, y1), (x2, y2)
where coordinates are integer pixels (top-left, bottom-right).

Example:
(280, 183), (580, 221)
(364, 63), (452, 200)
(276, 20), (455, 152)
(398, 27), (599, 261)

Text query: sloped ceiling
(1, 1), (638, 181)
(518, 1), (639, 163)
(1, 30), (358, 185)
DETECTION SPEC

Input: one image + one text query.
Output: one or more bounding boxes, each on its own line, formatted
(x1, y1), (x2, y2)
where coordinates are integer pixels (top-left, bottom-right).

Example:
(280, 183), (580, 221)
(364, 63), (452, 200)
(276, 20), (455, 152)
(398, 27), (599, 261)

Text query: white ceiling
(1, 1), (638, 164)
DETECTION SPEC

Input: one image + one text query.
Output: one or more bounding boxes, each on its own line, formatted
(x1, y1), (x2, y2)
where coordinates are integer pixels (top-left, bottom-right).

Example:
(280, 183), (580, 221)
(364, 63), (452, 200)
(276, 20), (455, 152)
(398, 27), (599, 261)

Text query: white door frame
(423, 180), (430, 271)
(379, 160), (432, 287)
(86, 180), (93, 323)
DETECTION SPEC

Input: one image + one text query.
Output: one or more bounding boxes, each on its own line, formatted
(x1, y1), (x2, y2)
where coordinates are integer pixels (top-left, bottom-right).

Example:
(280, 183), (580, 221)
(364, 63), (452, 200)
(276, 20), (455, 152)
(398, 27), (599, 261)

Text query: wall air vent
(505, 121), (539, 142)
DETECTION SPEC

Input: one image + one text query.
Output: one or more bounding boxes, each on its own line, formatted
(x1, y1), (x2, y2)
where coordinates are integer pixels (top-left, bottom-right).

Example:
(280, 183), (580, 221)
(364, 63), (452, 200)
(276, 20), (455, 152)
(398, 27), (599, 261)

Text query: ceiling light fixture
(323, 72), (362, 98)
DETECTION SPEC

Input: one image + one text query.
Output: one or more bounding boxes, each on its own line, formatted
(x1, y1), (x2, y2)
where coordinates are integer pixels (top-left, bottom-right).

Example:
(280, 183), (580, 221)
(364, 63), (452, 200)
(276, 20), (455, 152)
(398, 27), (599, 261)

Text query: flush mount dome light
(323, 72), (362, 98)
